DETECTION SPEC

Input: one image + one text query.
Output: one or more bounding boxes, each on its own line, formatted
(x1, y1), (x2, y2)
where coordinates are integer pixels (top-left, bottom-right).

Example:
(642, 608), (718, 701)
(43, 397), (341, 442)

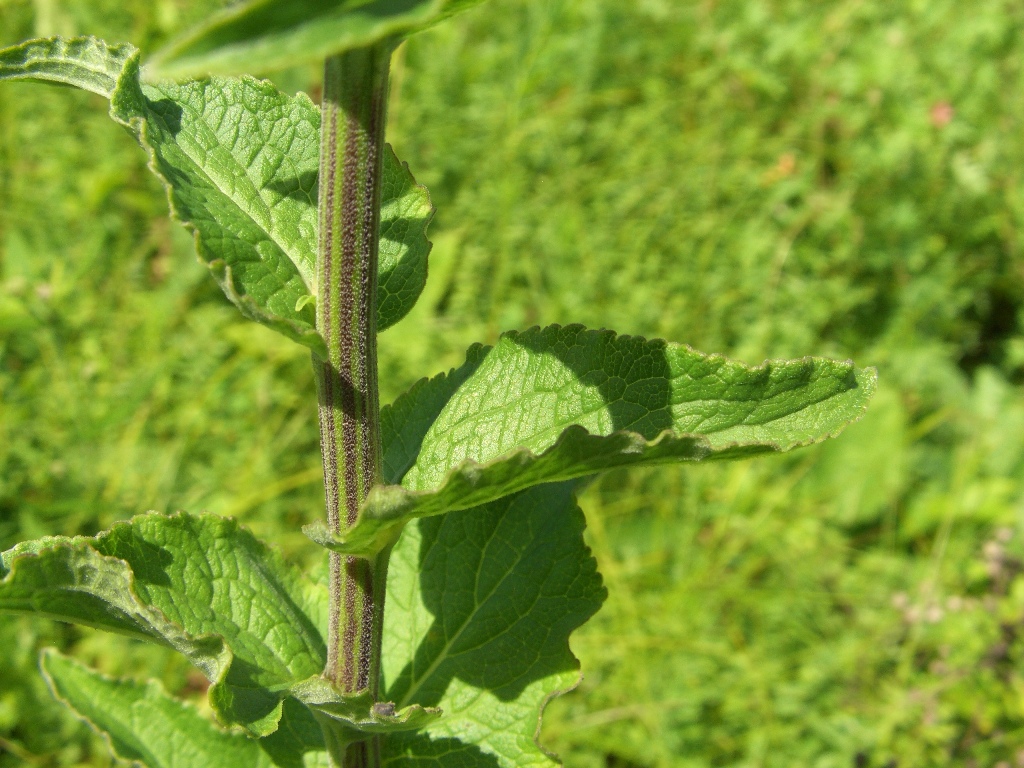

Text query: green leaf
(308, 324), (877, 556)
(40, 649), (328, 768)
(379, 150), (433, 331)
(148, 0), (490, 80)
(379, 482), (605, 767)
(0, 37), (432, 348)
(259, 699), (333, 768)
(0, 36), (133, 97)
(379, 345), (488, 485)
(0, 537), (229, 658)
(1, 513), (328, 736)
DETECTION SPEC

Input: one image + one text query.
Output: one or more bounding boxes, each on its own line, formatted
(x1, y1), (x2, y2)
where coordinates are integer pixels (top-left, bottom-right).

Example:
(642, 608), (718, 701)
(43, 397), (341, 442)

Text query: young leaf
(291, 676), (441, 738)
(379, 482), (605, 767)
(1, 513), (328, 736)
(0, 37), (432, 350)
(307, 324), (877, 556)
(41, 649), (326, 768)
(148, 0), (490, 80)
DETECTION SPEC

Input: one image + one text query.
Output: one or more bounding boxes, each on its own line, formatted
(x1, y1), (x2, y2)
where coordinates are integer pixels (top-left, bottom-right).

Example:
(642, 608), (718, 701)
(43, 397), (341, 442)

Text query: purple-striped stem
(314, 44), (392, 768)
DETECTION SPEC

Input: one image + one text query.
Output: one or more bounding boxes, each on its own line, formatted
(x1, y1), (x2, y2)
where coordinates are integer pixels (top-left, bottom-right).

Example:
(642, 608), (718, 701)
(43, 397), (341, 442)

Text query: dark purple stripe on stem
(314, 44), (392, 768)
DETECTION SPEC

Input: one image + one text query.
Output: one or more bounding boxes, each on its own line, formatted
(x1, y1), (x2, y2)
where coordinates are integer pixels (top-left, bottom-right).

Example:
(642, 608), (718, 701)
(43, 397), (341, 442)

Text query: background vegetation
(2, 0), (1024, 766)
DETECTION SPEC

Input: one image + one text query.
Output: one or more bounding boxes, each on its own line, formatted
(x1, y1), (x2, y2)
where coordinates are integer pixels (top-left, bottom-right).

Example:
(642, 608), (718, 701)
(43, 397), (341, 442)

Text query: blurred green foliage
(2, 0), (1024, 766)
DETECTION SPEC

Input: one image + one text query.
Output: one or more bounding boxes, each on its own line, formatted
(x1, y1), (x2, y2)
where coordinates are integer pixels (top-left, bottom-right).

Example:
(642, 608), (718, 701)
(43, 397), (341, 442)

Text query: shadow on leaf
(510, 325), (674, 438)
(266, 170), (318, 208)
(387, 481), (605, 707)
(258, 698), (326, 768)
(146, 96), (184, 135)
(383, 733), (502, 766)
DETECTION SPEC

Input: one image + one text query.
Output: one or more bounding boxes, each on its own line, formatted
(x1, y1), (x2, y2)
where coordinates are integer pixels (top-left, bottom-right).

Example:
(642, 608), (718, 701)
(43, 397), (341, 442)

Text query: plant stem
(314, 43), (392, 768)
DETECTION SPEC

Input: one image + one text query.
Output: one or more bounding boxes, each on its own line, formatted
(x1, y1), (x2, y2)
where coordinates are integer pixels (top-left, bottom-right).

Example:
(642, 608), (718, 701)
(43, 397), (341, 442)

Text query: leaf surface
(0, 36), (133, 96)
(0, 37), (431, 348)
(43, 651), (330, 767)
(41, 650), (287, 768)
(378, 151), (433, 331)
(0, 513), (328, 736)
(380, 482), (605, 767)
(148, 0), (490, 79)
(309, 324), (877, 555)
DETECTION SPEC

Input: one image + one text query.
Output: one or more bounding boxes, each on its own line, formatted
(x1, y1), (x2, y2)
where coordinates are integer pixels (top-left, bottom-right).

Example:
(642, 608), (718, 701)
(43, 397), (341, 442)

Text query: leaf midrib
(395, 524), (532, 710)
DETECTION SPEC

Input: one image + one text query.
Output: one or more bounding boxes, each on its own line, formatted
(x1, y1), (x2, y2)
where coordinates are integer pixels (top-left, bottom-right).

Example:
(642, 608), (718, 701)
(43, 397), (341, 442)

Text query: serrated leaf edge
(112, 53), (327, 354)
(2, 519), (244, 728)
(531, 490), (607, 766)
(1, 510), (330, 736)
(2, 35), (433, 347)
(0, 35), (326, 353)
(307, 348), (876, 556)
(1, 527), (232, 683)
(405, 484), (607, 767)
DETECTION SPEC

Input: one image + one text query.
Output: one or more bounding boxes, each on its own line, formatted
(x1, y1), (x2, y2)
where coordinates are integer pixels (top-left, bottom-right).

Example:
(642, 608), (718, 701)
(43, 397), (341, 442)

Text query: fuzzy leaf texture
(4, 503), (601, 765)
(40, 650), (329, 768)
(148, 0), (490, 79)
(0, 513), (328, 736)
(380, 482), (605, 767)
(0, 37), (432, 352)
(307, 324), (877, 555)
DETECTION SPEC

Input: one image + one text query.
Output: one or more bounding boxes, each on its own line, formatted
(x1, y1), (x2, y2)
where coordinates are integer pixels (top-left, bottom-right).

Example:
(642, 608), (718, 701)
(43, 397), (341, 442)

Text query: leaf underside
(307, 323), (878, 556)
(0, 37), (433, 352)
(148, 0), (490, 79)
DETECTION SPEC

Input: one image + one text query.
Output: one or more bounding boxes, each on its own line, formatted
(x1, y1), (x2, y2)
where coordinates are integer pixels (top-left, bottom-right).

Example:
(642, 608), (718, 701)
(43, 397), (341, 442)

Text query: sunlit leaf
(0, 513), (328, 736)
(0, 37), (432, 350)
(41, 650), (330, 768)
(380, 482), (605, 767)
(308, 324), (877, 555)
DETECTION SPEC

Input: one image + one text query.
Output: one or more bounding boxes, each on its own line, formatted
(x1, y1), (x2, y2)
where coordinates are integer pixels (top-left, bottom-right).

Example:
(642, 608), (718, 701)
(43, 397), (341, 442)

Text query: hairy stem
(314, 44), (392, 768)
